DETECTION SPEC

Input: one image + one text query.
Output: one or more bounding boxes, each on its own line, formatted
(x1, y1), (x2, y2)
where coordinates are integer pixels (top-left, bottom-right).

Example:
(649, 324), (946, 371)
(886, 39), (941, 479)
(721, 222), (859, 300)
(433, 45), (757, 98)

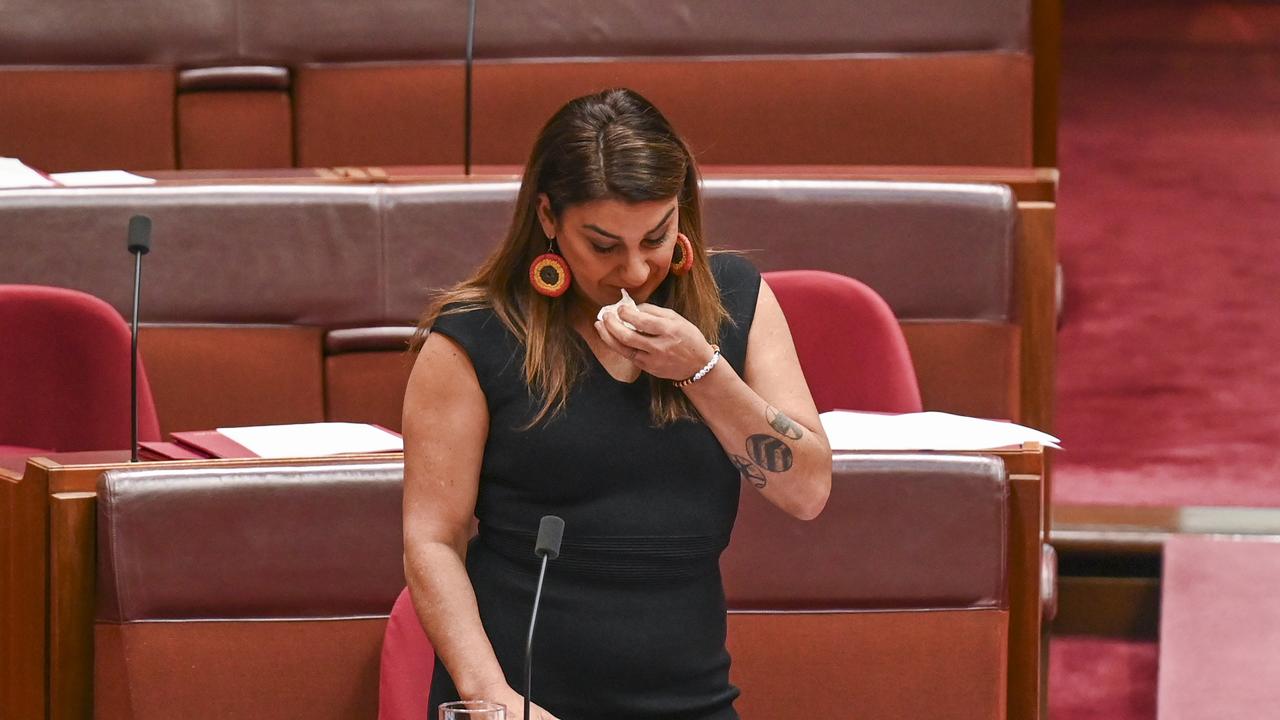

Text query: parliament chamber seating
(1, 177), (1051, 719)
(0, 177), (1048, 435)
(0, 0), (1056, 172)
(0, 285), (160, 453)
(763, 269), (924, 414)
(94, 461), (405, 720)
(377, 453), (1010, 720)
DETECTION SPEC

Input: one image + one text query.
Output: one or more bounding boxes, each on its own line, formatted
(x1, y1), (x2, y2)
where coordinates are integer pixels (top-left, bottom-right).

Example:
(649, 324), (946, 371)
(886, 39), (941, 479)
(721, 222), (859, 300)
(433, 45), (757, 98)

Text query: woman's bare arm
(402, 332), (559, 719)
(600, 279), (832, 520)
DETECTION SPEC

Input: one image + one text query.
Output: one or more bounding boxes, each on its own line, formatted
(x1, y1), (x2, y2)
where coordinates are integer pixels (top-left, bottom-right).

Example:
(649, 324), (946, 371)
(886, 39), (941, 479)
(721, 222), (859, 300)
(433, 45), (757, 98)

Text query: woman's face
(537, 194), (680, 309)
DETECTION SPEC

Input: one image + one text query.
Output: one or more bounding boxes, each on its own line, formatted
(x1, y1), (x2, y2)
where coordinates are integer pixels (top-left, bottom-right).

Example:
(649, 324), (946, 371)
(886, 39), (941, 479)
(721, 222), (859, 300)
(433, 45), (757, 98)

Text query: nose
(618, 252), (650, 288)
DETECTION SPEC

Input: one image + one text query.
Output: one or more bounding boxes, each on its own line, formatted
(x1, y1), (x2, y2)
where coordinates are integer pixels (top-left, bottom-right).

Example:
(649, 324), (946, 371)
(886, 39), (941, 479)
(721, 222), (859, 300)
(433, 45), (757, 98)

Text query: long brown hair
(413, 88), (729, 426)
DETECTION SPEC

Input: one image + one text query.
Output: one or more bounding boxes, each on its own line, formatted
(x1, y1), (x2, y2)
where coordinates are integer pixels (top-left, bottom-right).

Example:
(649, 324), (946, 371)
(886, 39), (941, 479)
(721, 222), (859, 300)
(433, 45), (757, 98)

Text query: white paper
(820, 410), (1061, 452)
(217, 422), (403, 459)
(0, 157), (55, 189)
(49, 170), (156, 187)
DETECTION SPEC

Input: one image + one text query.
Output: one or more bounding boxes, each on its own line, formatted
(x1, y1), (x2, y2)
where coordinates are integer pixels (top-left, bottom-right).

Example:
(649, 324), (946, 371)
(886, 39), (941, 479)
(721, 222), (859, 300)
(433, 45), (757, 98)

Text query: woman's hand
(594, 303), (715, 381)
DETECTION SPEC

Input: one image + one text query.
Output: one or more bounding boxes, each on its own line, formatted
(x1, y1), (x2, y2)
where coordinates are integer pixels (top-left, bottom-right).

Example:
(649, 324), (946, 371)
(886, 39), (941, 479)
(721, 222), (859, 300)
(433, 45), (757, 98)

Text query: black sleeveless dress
(426, 254), (761, 720)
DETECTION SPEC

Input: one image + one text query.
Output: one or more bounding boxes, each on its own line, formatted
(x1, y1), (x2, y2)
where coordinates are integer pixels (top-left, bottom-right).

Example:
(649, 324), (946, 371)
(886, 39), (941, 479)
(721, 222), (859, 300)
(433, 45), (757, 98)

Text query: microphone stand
(524, 552), (550, 720)
(463, 0), (476, 175)
(524, 515), (563, 720)
(130, 249), (142, 462)
(126, 215), (151, 462)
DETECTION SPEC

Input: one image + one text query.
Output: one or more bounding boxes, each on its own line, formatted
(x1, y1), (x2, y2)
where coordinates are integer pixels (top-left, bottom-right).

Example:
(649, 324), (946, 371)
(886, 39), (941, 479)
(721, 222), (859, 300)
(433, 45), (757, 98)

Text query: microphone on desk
(126, 215), (151, 463)
(524, 515), (564, 720)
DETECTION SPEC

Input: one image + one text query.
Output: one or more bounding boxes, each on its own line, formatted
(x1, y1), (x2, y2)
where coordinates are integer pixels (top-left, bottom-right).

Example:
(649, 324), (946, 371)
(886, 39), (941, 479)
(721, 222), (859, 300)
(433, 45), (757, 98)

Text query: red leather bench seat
(1, 0), (1034, 170)
(724, 453), (1010, 719)
(94, 461), (405, 720)
(470, 0), (1033, 166)
(0, 179), (1021, 433)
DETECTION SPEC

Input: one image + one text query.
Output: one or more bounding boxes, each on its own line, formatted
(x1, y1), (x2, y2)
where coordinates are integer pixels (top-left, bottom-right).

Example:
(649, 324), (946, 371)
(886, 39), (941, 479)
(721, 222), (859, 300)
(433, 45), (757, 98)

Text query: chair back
(0, 284), (160, 451)
(95, 460), (405, 719)
(764, 270), (923, 414)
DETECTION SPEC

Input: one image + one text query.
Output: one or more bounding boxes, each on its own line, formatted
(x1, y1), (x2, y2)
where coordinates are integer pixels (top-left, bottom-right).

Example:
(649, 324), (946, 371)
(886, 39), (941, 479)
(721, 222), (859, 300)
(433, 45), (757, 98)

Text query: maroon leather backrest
(722, 453), (1009, 610)
(470, 0), (1033, 166)
(0, 180), (1017, 325)
(96, 461), (404, 621)
(381, 179), (1020, 323)
(0, 0), (467, 170)
(1, 0), (1033, 170)
(94, 461), (404, 720)
(0, 179), (1020, 430)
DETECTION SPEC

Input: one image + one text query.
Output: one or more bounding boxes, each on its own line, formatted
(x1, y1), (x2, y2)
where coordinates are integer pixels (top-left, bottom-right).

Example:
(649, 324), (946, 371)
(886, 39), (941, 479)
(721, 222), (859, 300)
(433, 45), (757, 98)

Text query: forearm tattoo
(731, 454), (768, 489)
(746, 434), (794, 473)
(733, 407), (804, 489)
(766, 406), (805, 440)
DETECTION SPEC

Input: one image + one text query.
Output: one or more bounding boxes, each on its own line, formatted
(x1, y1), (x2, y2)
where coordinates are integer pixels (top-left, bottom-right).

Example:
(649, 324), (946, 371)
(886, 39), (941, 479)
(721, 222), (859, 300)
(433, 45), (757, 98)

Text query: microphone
(463, 0), (476, 175)
(524, 515), (564, 720)
(126, 215), (151, 462)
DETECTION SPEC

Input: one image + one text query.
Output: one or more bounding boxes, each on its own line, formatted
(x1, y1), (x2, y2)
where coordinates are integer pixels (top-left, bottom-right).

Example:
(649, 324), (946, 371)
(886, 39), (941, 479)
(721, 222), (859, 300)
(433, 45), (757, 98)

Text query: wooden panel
(1008, 474), (1046, 720)
(294, 64), (465, 167)
(473, 55), (1034, 166)
(1032, 0), (1062, 167)
(0, 68), (176, 172)
(139, 326), (325, 434)
(0, 458), (51, 720)
(729, 610), (1008, 720)
(1017, 202), (1058, 435)
(324, 351), (414, 433)
(901, 321), (1021, 421)
(49, 493), (96, 720)
(177, 91), (294, 169)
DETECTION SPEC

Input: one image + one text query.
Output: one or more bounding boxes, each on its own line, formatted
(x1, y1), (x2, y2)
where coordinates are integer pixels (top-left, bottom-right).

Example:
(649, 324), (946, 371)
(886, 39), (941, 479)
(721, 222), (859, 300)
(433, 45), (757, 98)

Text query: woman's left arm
(600, 279), (832, 520)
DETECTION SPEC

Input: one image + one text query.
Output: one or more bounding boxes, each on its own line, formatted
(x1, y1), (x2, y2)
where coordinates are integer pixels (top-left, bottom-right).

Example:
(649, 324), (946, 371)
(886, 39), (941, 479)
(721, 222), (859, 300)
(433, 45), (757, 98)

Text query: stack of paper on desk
(819, 410), (1061, 452)
(0, 157), (55, 188)
(216, 422), (403, 458)
(141, 423), (404, 460)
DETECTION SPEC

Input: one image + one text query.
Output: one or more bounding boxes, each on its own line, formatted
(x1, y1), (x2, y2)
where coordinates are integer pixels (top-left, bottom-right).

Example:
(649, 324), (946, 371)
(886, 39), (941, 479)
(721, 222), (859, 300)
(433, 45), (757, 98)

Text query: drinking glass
(439, 700), (506, 720)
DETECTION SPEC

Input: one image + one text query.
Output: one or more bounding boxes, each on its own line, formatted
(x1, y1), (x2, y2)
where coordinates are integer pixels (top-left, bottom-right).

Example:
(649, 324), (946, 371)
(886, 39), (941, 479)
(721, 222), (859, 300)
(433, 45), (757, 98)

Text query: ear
(536, 194), (557, 240)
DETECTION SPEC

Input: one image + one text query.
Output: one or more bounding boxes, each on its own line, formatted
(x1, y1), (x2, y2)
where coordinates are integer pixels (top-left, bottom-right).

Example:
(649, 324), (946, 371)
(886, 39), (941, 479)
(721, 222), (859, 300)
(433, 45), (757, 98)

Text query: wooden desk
(2, 446), (1047, 720)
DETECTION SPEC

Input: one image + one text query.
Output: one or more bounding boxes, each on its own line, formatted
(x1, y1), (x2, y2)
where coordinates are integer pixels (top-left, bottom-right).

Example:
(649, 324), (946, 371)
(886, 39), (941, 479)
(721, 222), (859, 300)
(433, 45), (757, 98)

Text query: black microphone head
(534, 515), (565, 560)
(127, 215), (152, 255)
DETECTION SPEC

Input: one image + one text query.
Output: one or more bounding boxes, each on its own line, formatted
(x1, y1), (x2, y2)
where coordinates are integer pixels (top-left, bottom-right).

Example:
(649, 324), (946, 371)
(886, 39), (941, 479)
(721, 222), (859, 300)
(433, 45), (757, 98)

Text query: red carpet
(1053, 0), (1280, 508)
(1049, 3), (1278, 718)
(1049, 637), (1158, 720)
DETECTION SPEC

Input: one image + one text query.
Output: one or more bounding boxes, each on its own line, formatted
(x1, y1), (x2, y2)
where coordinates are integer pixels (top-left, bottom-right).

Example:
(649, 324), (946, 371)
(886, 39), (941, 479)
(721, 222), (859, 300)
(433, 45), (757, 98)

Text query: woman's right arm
(403, 332), (556, 718)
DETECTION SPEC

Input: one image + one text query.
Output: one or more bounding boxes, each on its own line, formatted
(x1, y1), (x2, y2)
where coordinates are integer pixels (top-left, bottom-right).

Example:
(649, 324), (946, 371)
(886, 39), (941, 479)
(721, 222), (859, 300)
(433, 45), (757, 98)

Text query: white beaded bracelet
(674, 345), (721, 388)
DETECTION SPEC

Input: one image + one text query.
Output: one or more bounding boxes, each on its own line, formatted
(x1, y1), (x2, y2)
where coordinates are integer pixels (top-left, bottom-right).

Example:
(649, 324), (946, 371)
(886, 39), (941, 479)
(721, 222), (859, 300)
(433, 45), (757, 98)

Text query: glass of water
(439, 700), (506, 720)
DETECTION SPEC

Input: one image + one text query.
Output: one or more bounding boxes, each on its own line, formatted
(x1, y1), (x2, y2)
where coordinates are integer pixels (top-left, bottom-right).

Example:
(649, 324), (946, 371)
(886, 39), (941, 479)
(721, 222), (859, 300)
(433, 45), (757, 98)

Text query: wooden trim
(0, 461), (51, 720)
(1008, 473), (1046, 720)
(1032, 0), (1062, 167)
(1016, 201), (1058, 435)
(49, 493), (96, 720)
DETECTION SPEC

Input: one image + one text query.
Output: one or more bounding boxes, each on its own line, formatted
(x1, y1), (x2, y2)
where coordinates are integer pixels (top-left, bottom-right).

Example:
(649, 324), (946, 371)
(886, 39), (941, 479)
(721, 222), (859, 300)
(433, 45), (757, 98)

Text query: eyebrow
(583, 207), (676, 241)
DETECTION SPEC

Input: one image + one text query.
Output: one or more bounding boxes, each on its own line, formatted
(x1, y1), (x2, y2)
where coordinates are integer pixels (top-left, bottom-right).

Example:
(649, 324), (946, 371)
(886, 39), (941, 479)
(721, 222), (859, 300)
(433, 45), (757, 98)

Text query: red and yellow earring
(670, 232), (695, 276)
(530, 240), (572, 297)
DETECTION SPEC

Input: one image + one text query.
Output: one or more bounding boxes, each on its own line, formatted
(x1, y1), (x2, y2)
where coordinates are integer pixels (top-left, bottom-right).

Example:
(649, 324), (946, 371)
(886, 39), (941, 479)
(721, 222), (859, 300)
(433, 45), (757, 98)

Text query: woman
(403, 88), (832, 720)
